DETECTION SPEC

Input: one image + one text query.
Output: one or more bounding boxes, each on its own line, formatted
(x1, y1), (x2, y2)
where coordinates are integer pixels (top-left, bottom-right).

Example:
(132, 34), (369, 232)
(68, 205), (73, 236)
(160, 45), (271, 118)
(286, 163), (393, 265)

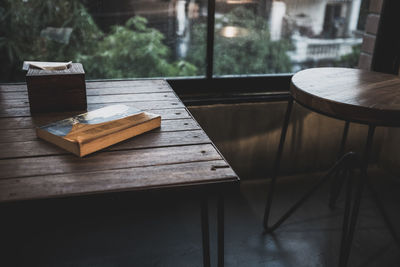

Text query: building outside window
(0, 0), (369, 82)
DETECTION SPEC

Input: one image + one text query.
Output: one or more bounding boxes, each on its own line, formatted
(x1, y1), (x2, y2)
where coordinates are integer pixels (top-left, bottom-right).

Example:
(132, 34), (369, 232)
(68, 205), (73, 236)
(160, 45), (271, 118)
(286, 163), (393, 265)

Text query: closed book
(36, 104), (161, 157)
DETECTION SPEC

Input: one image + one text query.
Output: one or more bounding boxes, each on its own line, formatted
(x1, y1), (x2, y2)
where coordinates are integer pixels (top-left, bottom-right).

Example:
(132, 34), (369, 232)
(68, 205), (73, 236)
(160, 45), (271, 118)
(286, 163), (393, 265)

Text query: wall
(358, 0), (383, 70)
(189, 101), (384, 180)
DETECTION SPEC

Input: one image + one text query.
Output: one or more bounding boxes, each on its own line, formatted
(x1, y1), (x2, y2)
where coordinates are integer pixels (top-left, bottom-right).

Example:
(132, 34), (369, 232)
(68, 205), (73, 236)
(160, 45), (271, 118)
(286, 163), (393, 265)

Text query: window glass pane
(0, 0), (207, 82)
(213, 0), (368, 76)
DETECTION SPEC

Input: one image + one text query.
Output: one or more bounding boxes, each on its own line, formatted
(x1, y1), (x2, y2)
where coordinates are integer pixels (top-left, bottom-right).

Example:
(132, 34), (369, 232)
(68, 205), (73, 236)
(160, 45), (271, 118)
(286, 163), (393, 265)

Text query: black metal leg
(263, 100), (357, 233)
(330, 121), (350, 209)
(266, 151), (356, 234)
(263, 98), (293, 231)
(339, 166), (354, 266)
(201, 198), (211, 267)
(338, 121), (350, 157)
(329, 168), (347, 209)
(218, 193), (224, 267)
(339, 125), (375, 267)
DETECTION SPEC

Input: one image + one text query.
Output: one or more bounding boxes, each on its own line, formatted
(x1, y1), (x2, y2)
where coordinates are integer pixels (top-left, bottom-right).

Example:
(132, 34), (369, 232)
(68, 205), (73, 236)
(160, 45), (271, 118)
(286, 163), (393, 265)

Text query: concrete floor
(1, 169), (400, 267)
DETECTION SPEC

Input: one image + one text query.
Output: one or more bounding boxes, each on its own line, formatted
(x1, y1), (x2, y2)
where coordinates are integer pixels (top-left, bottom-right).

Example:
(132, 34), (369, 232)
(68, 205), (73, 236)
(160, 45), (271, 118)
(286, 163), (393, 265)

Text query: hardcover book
(36, 104), (161, 157)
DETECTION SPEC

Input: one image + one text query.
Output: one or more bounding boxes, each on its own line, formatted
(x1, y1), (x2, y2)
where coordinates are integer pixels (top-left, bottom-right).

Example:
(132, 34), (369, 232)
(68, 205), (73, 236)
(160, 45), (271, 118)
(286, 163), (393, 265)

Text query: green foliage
(0, 0), (102, 81)
(81, 17), (197, 79)
(0, 1), (197, 82)
(186, 7), (293, 75)
(334, 45), (361, 68)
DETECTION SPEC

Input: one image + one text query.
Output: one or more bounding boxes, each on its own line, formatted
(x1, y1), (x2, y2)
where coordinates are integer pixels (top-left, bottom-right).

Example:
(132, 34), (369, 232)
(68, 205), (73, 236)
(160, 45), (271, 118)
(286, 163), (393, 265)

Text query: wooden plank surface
(0, 118), (200, 143)
(0, 108), (190, 129)
(0, 79), (169, 92)
(0, 100), (185, 118)
(0, 85), (172, 99)
(0, 160), (236, 202)
(0, 130), (209, 159)
(0, 144), (220, 180)
(85, 79), (168, 89)
(0, 79), (238, 203)
(1, 92), (179, 108)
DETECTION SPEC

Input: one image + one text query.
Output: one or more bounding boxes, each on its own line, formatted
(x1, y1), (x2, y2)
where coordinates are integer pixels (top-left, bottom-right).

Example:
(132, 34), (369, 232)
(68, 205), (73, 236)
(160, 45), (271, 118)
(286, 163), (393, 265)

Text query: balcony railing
(288, 33), (362, 63)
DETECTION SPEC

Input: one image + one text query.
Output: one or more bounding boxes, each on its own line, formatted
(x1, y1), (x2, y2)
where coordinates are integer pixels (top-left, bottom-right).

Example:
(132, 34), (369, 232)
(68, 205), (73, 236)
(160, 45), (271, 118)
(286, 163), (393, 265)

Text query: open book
(36, 104), (161, 157)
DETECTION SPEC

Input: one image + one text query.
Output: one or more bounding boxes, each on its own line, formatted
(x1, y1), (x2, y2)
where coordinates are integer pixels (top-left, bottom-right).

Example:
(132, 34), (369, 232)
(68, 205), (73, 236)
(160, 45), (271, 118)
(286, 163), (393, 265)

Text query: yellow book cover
(36, 104), (161, 157)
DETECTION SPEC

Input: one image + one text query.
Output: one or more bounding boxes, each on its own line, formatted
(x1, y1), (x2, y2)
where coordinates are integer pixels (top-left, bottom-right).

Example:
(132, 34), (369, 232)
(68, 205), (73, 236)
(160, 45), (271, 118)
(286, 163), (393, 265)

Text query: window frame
(170, 0), (398, 105)
(2, 0), (395, 106)
(169, 0), (292, 105)
(371, 0), (400, 74)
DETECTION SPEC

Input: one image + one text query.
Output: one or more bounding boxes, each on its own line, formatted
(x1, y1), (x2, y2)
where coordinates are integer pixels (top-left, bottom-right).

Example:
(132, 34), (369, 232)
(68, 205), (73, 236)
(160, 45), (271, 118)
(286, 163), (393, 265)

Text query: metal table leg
(330, 121), (350, 209)
(339, 125), (375, 267)
(263, 98), (293, 231)
(201, 198), (211, 267)
(339, 165), (355, 266)
(262, 104), (390, 266)
(218, 193), (224, 267)
(265, 150), (356, 233)
(201, 192), (225, 267)
(263, 100), (354, 233)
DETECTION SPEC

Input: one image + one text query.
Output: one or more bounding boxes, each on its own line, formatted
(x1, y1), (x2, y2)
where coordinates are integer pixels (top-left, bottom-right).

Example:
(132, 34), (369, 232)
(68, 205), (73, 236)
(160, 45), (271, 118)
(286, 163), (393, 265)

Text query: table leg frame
(201, 191), (225, 267)
(218, 193), (224, 267)
(263, 99), (352, 233)
(329, 121), (350, 209)
(263, 98), (294, 231)
(339, 125), (375, 267)
(261, 98), (400, 267)
(201, 198), (211, 267)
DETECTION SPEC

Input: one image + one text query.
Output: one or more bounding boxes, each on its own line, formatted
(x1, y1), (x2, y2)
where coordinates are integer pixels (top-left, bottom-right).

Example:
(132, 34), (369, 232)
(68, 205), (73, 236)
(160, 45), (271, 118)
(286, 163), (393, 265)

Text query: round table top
(290, 67), (400, 127)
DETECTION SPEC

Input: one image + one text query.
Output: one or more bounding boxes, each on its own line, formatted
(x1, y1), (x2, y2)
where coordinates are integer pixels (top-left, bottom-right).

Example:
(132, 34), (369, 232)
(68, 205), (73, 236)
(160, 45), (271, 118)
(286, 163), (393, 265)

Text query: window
(0, 0), (368, 83)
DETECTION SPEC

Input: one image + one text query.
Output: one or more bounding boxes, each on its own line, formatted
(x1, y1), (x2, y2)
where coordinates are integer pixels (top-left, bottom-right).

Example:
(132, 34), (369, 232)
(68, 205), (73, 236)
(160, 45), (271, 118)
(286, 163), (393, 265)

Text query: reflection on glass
(226, 0), (257, 4)
(220, 26), (249, 38)
(213, 0), (368, 76)
(0, 0), (208, 82)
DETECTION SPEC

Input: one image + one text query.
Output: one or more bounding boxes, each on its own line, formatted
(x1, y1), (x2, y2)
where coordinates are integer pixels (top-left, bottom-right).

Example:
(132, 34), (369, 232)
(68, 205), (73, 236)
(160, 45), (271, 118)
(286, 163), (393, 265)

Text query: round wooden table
(263, 68), (400, 267)
(291, 67), (400, 127)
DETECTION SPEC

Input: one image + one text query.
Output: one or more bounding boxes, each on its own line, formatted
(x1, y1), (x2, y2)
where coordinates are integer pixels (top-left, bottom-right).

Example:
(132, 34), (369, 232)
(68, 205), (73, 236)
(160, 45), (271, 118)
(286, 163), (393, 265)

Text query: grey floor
(1, 169), (400, 267)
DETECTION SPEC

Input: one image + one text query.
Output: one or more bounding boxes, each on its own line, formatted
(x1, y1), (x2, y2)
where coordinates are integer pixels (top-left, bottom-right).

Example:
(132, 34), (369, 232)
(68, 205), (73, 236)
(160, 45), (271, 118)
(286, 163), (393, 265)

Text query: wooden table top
(0, 80), (238, 203)
(290, 68), (400, 126)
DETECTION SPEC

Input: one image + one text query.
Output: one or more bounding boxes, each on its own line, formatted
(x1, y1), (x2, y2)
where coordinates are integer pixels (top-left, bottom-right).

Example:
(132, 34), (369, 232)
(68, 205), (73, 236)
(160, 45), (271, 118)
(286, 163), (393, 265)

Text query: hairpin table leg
(339, 125), (375, 267)
(330, 121), (350, 209)
(263, 98), (293, 231)
(218, 192), (224, 267)
(201, 197), (210, 267)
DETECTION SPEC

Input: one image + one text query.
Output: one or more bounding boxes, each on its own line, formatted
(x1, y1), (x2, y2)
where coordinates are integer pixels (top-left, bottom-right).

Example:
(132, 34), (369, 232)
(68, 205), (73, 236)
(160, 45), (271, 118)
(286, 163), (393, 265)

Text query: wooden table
(263, 68), (400, 267)
(290, 67), (400, 126)
(0, 79), (239, 267)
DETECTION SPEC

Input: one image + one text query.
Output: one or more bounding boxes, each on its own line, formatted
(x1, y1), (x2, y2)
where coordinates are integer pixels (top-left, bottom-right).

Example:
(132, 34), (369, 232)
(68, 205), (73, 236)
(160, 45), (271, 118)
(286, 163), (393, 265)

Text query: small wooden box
(26, 63), (87, 113)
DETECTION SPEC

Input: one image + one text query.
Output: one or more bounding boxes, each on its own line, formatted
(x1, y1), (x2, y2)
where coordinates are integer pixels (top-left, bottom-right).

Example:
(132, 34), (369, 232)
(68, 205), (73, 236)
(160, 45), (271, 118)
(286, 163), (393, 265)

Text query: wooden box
(26, 63), (87, 113)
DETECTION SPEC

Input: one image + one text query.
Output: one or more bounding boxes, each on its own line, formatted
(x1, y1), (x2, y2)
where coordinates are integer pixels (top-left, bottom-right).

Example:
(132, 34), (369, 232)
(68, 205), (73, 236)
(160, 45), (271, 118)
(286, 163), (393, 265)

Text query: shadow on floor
(1, 169), (399, 267)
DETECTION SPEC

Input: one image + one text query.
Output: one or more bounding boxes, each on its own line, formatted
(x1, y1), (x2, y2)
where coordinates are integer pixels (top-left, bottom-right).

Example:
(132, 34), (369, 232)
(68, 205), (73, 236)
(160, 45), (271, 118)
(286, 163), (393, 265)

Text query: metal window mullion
(206, 0), (216, 79)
